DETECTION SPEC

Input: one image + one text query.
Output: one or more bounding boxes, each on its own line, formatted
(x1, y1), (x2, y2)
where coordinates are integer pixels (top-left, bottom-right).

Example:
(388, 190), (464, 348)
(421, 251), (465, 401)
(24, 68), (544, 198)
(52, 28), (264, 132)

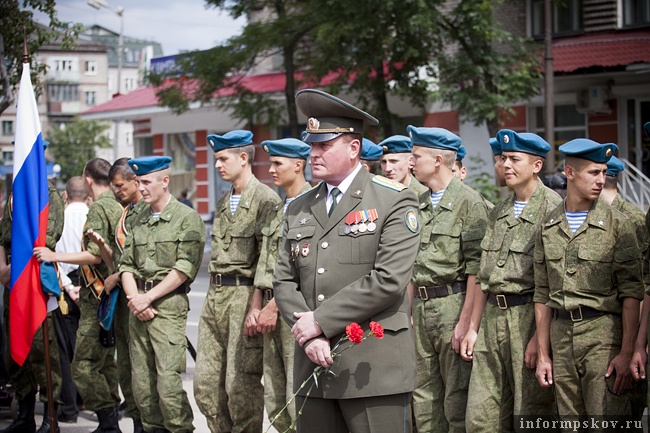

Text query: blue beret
(361, 138), (383, 161)
(207, 130), (253, 152)
(496, 129), (551, 157)
(379, 135), (413, 154)
(261, 138), (310, 160)
(407, 126), (461, 151)
(559, 139), (617, 163)
(456, 145), (466, 161)
(128, 156), (172, 175)
(645, 122), (650, 139)
(606, 155), (625, 177)
(489, 138), (502, 156)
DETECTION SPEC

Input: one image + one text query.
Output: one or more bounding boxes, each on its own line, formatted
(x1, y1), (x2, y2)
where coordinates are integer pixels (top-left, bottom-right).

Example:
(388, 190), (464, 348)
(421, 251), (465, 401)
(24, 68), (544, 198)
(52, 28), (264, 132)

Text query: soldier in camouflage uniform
(194, 131), (280, 433)
(461, 130), (560, 432)
(119, 156), (205, 433)
(408, 126), (488, 433)
(379, 135), (428, 195)
(0, 179), (64, 433)
(452, 145), (467, 181)
(534, 139), (644, 420)
(35, 158), (123, 432)
(254, 138), (311, 433)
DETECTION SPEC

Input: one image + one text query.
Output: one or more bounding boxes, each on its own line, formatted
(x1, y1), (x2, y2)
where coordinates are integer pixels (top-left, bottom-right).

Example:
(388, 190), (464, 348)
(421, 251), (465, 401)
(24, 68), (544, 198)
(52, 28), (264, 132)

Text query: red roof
(84, 86), (161, 114)
(553, 31), (650, 73)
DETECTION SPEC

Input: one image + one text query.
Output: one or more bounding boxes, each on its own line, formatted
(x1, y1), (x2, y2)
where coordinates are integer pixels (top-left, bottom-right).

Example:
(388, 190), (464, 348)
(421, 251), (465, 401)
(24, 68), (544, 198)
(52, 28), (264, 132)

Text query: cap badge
(133, 164), (139, 171)
(606, 149), (612, 157)
(308, 117), (320, 130)
(503, 135), (510, 144)
(263, 145), (269, 152)
(382, 145), (388, 152)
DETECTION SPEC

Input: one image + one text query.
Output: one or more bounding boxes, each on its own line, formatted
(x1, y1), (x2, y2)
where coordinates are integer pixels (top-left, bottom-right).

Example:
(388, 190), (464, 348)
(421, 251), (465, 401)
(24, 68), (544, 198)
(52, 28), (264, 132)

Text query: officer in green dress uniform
(360, 138), (382, 175)
(194, 131), (280, 433)
(379, 135), (428, 195)
(254, 138), (312, 433)
(120, 156), (205, 433)
(274, 89), (421, 433)
(462, 130), (560, 432)
(408, 126), (488, 433)
(534, 139), (644, 420)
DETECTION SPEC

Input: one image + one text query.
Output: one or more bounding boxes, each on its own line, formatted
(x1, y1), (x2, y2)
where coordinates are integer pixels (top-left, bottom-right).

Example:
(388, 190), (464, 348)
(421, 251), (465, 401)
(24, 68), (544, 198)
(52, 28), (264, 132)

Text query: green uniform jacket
(209, 176), (281, 279)
(83, 191), (123, 280)
(408, 176), (428, 196)
(610, 195), (649, 292)
(120, 197), (205, 283)
(254, 183), (313, 290)
(274, 169), (421, 399)
(411, 176), (488, 287)
(533, 198), (644, 312)
(113, 199), (148, 268)
(478, 179), (561, 294)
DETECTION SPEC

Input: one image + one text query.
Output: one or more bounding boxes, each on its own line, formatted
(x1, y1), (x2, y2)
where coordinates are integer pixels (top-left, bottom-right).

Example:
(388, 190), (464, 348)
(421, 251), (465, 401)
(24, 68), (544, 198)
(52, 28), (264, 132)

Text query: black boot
(133, 419), (144, 433)
(91, 407), (122, 433)
(0, 391), (36, 433)
(36, 403), (61, 433)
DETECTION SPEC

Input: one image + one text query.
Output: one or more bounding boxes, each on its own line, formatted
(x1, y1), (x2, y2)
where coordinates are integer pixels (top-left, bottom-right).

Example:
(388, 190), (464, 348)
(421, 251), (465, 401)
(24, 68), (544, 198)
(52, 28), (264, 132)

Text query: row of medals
(344, 209), (378, 234)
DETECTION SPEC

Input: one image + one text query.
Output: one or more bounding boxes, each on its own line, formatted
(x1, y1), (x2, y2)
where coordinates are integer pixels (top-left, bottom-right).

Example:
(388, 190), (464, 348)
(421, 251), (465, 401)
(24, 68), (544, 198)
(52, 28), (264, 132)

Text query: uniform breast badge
(301, 243), (310, 257)
(367, 209), (378, 232)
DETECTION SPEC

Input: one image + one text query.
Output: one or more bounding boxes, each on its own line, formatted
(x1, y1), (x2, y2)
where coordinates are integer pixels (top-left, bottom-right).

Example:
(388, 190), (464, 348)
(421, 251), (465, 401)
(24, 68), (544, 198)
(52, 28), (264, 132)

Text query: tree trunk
(283, 44), (300, 138)
(374, 62), (392, 138)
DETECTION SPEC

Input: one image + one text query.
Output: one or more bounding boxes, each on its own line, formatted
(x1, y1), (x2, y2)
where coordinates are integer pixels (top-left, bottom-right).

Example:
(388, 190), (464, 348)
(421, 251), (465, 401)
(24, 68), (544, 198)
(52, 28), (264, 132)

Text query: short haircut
(429, 148), (456, 169)
(362, 159), (381, 174)
(109, 157), (136, 182)
(65, 176), (88, 201)
(454, 160), (463, 169)
(83, 158), (111, 186)
(227, 144), (255, 164)
(564, 156), (588, 171)
(604, 175), (618, 190)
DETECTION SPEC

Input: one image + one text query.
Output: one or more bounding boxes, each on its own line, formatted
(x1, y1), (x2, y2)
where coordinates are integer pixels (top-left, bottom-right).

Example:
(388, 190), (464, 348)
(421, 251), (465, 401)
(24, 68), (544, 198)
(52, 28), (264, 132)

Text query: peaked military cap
(128, 156), (172, 175)
(645, 122), (650, 138)
(489, 138), (502, 156)
(296, 89), (378, 143)
(559, 139), (617, 163)
(261, 138), (310, 160)
(497, 129), (551, 157)
(207, 130), (253, 152)
(379, 135), (413, 154)
(407, 126), (461, 151)
(361, 138), (383, 161)
(605, 155), (625, 177)
(456, 145), (466, 161)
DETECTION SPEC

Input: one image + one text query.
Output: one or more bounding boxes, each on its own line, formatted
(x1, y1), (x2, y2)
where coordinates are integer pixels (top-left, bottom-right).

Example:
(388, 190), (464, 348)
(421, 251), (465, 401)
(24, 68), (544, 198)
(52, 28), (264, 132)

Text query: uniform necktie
(328, 188), (341, 217)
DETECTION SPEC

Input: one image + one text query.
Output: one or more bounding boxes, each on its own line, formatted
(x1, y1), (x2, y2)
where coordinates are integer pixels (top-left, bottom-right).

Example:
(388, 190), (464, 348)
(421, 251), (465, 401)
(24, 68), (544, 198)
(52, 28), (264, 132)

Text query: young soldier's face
(452, 161), (467, 181)
(381, 153), (412, 185)
(111, 173), (139, 205)
(214, 149), (244, 182)
(137, 172), (167, 204)
(269, 156), (300, 188)
(411, 146), (437, 184)
(493, 155), (507, 187)
(566, 161), (607, 201)
(501, 152), (541, 189)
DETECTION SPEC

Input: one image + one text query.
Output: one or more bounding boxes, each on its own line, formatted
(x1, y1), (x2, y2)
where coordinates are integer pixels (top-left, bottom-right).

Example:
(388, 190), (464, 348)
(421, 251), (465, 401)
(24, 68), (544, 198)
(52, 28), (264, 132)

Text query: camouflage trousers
(413, 292), (471, 433)
(115, 289), (140, 420)
(194, 284), (263, 433)
(466, 301), (555, 433)
(129, 291), (193, 433)
(551, 314), (630, 417)
(263, 308), (295, 433)
(71, 290), (120, 411)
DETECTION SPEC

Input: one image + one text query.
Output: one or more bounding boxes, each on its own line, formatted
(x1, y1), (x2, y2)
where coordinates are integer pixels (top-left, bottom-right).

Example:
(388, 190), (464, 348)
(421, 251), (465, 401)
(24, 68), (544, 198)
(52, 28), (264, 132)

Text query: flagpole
(22, 34), (57, 433)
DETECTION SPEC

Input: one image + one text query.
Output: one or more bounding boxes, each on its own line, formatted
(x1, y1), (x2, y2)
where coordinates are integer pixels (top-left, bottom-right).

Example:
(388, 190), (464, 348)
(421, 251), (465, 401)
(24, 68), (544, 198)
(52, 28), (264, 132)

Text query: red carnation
(346, 323), (364, 344)
(369, 321), (384, 339)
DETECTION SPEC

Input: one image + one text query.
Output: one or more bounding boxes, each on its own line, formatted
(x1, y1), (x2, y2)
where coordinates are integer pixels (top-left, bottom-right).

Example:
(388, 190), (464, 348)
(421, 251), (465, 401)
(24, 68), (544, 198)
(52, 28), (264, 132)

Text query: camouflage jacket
(83, 190), (123, 280)
(113, 199), (147, 268)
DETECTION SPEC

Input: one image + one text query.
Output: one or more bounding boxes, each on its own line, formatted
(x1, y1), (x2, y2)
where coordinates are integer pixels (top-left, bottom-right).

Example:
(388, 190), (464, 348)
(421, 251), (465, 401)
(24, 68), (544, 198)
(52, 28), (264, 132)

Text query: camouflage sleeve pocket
(614, 245), (640, 263)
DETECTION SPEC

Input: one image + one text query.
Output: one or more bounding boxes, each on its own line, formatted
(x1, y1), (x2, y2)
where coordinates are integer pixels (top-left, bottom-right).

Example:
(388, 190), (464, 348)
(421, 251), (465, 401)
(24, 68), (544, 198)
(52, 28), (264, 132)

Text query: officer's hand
(606, 352), (633, 394)
(244, 307), (260, 337)
(136, 307), (157, 321)
(33, 247), (55, 263)
(451, 320), (469, 354)
(304, 337), (333, 369)
(103, 273), (120, 293)
(524, 336), (538, 369)
(536, 355), (554, 387)
(460, 330), (477, 361)
(293, 311), (323, 346)
(127, 293), (153, 315)
(256, 304), (278, 334)
(631, 347), (648, 381)
(0, 264), (10, 287)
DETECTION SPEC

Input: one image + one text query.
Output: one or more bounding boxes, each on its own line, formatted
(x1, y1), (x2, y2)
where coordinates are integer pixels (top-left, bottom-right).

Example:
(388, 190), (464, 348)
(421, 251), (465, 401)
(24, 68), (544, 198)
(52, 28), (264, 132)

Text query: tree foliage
(46, 119), (111, 183)
(0, 0), (82, 115)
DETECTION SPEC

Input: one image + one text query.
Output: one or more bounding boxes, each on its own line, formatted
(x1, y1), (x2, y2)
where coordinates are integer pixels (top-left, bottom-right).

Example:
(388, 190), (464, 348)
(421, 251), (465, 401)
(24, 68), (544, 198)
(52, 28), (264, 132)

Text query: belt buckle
(213, 273), (222, 287)
(418, 286), (428, 301)
(263, 288), (273, 301)
(570, 306), (583, 322)
(144, 281), (154, 292)
(496, 294), (508, 310)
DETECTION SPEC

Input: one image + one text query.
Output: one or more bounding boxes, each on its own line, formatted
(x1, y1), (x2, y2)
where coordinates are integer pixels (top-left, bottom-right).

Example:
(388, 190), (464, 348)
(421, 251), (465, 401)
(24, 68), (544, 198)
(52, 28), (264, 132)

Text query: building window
(54, 59), (74, 72)
(533, 105), (587, 148)
(48, 84), (79, 102)
(85, 91), (96, 106)
(85, 60), (97, 75)
(2, 151), (13, 164)
(623, 0), (650, 27)
(1, 121), (13, 136)
(531, 0), (583, 38)
(124, 77), (136, 92)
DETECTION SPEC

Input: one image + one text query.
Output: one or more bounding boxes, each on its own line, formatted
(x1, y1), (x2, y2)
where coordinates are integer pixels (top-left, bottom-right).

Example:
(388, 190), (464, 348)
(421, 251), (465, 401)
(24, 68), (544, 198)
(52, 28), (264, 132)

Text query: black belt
(554, 305), (609, 322)
(135, 279), (188, 295)
(487, 293), (533, 309)
(210, 274), (254, 287)
(261, 288), (274, 301)
(416, 281), (467, 300)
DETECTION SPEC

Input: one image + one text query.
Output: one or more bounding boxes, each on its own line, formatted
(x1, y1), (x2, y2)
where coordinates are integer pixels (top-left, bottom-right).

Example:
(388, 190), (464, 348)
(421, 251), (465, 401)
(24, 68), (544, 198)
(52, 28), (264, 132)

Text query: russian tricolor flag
(9, 62), (49, 366)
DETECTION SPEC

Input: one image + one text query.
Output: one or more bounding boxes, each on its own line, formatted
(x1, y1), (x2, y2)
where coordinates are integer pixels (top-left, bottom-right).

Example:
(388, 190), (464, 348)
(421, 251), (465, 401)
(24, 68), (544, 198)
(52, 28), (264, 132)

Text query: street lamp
(88, 0), (124, 162)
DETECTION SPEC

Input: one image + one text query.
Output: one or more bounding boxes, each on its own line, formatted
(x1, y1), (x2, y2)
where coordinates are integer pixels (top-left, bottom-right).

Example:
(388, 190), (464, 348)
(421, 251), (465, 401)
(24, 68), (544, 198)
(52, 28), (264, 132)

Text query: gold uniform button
(317, 268), (325, 274)
(321, 242), (329, 248)
(317, 294), (325, 302)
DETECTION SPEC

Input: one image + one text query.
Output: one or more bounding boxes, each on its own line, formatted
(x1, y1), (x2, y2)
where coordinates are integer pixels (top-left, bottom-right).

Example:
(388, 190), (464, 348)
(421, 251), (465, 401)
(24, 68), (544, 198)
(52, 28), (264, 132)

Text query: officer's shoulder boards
(372, 175), (407, 192)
